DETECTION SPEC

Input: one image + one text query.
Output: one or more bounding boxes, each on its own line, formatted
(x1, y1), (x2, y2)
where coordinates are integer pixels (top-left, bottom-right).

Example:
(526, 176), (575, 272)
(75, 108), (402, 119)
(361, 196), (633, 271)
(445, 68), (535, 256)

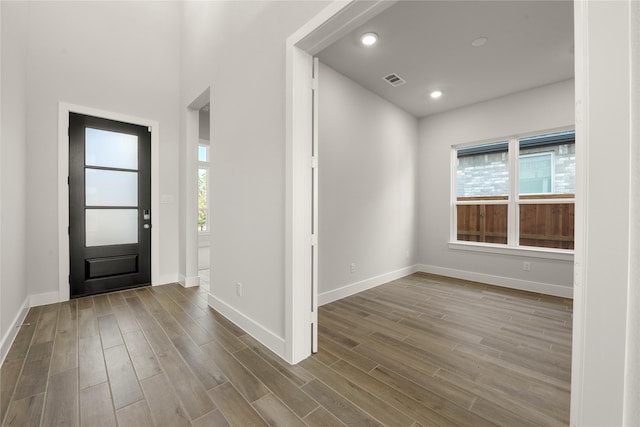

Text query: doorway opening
(182, 87), (210, 292)
(197, 105), (211, 291)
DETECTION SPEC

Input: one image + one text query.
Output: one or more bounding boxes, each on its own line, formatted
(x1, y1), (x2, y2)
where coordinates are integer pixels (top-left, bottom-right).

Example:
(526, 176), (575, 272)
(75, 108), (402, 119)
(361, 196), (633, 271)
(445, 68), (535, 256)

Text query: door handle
(144, 224), (151, 229)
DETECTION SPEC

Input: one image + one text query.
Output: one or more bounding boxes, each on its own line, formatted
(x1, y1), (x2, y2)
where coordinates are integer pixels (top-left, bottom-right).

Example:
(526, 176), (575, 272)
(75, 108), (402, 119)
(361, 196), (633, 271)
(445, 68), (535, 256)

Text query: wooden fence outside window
(456, 194), (574, 249)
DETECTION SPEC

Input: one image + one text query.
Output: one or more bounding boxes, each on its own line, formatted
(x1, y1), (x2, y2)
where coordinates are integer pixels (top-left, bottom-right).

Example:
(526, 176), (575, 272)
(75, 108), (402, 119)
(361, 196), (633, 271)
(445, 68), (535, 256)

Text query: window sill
(448, 241), (574, 261)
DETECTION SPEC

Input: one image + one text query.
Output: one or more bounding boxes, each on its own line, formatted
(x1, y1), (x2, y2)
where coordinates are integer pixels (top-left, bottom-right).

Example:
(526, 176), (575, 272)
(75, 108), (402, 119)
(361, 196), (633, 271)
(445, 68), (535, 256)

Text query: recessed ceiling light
(471, 37), (488, 47)
(430, 90), (443, 99)
(360, 32), (378, 46)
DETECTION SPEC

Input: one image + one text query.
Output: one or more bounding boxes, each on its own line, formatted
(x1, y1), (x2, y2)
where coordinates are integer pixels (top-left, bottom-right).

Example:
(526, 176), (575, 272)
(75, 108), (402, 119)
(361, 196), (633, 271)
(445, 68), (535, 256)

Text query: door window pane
(86, 209), (138, 247)
(86, 169), (138, 207)
(86, 128), (138, 170)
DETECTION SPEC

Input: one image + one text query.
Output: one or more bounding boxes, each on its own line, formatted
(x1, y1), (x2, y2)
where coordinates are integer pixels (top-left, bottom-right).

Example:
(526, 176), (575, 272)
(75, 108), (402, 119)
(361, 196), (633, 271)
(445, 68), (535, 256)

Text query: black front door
(69, 113), (151, 298)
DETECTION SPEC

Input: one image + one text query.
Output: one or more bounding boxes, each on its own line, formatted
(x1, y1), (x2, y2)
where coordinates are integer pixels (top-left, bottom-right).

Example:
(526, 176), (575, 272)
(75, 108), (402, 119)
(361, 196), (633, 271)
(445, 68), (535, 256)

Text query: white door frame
(284, 0), (397, 364)
(182, 88), (210, 288)
(285, 1), (596, 424)
(58, 102), (160, 302)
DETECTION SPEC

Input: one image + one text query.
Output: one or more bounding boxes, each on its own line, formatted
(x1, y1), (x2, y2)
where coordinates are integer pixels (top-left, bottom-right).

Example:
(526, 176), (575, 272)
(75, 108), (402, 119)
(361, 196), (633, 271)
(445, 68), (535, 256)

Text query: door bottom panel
(86, 255), (138, 279)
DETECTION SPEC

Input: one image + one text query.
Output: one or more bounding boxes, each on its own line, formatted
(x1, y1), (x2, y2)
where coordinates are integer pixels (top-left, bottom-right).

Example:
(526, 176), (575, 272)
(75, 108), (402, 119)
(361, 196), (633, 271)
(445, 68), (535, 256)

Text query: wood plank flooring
(0, 273), (572, 426)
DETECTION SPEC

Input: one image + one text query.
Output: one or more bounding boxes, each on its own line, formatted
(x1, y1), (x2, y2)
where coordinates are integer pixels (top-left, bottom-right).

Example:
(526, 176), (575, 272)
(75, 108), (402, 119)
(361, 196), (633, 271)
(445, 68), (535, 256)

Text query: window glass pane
(86, 169), (138, 207)
(198, 168), (208, 231)
(519, 131), (575, 196)
(520, 153), (552, 194)
(457, 142), (509, 198)
(519, 203), (574, 249)
(86, 209), (138, 247)
(198, 209), (208, 232)
(86, 128), (138, 170)
(457, 204), (508, 245)
(198, 145), (208, 162)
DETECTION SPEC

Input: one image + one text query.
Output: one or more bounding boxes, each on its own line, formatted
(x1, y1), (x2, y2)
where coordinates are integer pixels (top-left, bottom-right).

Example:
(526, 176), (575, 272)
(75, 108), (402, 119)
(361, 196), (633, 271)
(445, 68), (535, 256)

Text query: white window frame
(198, 139), (210, 234)
(450, 127), (575, 261)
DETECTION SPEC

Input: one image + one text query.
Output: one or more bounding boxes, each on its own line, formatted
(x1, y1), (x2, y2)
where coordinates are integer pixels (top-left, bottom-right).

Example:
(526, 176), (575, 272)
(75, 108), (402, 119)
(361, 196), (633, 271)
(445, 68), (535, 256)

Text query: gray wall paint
(24, 1), (182, 296)
(418, 79), (575, 290)
(199, 109), (210, 141)
(180, 1), (331, 341)
(1, 1), (28, 344)
(318, 62), (417, 295)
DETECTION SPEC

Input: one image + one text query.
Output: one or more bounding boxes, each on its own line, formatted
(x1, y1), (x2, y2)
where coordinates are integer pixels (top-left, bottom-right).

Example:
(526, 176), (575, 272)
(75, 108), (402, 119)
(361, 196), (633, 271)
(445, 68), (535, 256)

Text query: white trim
(207, 293), (285, 358)
(183, 99), (204, 302)
(58, 102), (161, 302)
(311, 56), (319, 354)
(285, 45), (314, 364)
(29, 291), (60, 307)
(0, 297), (29, 366)
(625, 2), (640, 424)
(509, 138), (519, 245)
(289, 1), (397, 56)
(178, 275), (200, 288)
(417, 264), (573, 299)
(319, 265), (419, 306)
(570, 0), (588, 423)
(448, 241), (574, 261)
(285, 0), (394, 365)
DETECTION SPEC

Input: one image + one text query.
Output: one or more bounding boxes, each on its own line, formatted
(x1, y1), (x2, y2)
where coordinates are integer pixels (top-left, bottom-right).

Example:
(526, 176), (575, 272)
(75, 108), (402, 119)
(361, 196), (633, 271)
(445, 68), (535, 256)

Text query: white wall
(318, 62), (417, 303)
(24, 1), (181, 298)
(180, 1), (330, 353)
(1, 1), (29, 359)
(571, 1), (639, 424)
(418, 79), (575, 295)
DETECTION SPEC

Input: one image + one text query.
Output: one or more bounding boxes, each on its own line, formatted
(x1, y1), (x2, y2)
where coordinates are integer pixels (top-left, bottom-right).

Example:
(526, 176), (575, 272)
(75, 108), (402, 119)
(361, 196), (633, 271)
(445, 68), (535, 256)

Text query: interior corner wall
(317, 62), (418, 303)
(417, 79), (575, 295)
(1, 1), (29, 356)
(24, 1), (182, 299)
(180, 1), (330, 351)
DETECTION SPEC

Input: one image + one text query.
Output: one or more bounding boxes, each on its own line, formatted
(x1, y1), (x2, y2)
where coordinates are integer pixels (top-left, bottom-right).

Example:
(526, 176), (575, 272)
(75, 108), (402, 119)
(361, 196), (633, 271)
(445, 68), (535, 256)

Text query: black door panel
(69, 113), (151, 298)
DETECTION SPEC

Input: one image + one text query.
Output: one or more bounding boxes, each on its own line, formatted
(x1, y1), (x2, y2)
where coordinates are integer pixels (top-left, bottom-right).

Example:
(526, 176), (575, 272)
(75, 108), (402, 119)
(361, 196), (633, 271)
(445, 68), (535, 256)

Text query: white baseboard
(417, 264), (573, 298)
(178, 275), (200, 288)
(29, 291), (60, 307)
(1, 297), (30, 366)
(207, 293), (286, 359)
(318, 265), (419, 306)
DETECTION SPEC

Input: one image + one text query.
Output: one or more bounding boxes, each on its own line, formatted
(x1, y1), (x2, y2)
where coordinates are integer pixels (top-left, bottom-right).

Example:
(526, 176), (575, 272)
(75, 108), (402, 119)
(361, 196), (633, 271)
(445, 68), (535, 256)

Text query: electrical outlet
(523, 261), (531, 272)
(236, 282), (242, 296)
(350, 263), (356, 274)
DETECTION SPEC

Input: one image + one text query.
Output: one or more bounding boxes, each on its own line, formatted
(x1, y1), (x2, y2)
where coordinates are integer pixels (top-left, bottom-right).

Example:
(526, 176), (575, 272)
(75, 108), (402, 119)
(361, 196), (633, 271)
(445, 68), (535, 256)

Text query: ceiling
(317, 1), (574, 118)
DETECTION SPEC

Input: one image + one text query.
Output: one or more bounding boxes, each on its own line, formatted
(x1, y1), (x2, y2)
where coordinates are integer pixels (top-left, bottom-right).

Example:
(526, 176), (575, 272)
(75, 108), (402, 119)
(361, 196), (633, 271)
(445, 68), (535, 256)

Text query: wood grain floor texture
(0, 273), (573, 426)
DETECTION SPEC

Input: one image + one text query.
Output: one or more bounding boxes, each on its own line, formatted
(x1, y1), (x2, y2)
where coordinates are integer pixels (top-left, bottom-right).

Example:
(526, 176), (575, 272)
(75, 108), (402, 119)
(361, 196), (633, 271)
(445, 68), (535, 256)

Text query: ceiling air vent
(382, 73), (407, 87)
